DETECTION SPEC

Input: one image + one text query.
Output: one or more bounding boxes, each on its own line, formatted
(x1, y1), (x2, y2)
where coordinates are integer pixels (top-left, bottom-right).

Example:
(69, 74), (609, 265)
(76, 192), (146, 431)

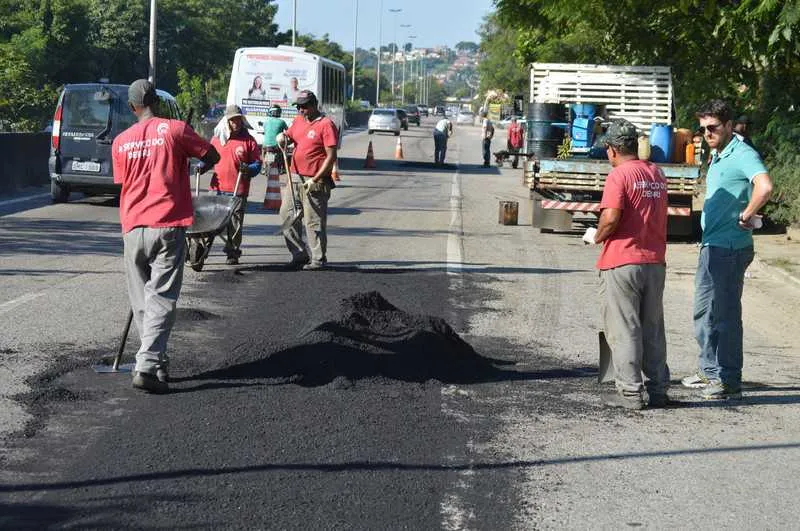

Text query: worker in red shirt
(112, 79), (219, 394)
(209, 105), (262, 265)
(590, 119), (670, 410)
(276, 90), (338, 270)
(507, 117), (525, 169)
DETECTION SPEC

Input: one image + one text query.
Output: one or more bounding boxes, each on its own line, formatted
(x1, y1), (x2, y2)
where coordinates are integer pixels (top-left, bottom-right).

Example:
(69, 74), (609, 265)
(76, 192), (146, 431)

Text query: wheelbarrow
(185, 166), (245, 272)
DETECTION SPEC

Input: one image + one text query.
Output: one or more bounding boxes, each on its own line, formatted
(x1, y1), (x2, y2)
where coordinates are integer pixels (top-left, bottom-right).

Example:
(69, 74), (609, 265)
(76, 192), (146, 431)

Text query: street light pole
(291, 0), (297, 46)
(376, 0), (383, 106)
(351, 0), (358, 102)
(388, 8), (401, 103)
(399, 26), (411, 105)
(148, 0), (157, 83)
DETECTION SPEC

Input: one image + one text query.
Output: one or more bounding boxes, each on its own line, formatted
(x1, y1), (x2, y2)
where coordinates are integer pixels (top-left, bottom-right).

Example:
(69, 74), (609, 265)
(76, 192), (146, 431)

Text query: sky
(271, 0), (495, 51)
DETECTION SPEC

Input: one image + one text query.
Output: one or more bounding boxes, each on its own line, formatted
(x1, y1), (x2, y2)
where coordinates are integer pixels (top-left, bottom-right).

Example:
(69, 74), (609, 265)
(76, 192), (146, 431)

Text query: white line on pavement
(446, 153), (464, 277)
(0, 192), (50, 208)
(0, 292), (45, 315)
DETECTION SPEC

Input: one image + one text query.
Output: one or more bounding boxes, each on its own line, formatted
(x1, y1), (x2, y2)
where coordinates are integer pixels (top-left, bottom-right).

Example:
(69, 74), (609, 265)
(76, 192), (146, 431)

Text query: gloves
(302, 179), (323, 193)
(582, 227), (598, 245)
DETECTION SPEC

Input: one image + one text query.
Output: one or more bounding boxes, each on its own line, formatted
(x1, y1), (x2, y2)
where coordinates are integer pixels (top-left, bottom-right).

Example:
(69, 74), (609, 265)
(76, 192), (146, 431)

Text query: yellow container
(638, 136), (651, 161)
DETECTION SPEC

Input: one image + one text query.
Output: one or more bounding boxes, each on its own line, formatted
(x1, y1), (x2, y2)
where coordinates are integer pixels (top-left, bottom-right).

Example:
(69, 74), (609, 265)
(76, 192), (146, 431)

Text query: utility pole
(351, 0), (358, 102)
(388, 8), (401, 103)
(148, 0), (157, 83)
(376, 0), (383, 106)
(399, 26), (411, 105)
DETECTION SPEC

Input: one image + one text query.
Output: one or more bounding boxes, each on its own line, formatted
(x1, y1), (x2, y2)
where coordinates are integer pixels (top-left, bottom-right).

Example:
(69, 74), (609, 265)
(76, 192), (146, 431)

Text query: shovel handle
(112, 309), (134, 371)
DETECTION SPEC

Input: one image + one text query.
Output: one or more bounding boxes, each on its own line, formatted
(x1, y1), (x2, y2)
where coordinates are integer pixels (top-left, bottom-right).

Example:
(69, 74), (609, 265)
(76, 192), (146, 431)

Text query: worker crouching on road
(112, 79), (220, 394)
(210, 105), (262, 265)
(276, 90), (338, 271)
(590, 119), (671, 410)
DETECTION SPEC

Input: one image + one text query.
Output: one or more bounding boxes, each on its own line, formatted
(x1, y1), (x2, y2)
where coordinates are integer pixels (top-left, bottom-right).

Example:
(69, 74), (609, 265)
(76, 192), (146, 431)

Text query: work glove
(582, 227), (598, 245)
(302, 179), (322, 193)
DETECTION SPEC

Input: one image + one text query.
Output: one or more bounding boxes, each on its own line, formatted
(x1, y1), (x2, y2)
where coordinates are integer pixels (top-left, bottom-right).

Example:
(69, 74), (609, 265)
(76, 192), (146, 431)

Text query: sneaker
(226, 256), (239, 265)
(132, 371), (169, 394)
(648, 393), (676, 408)
(681, 371), (710, 389)
(303, 261), (326, 271)
(700, 381), (742, 401)
(603, 392), (645, 410)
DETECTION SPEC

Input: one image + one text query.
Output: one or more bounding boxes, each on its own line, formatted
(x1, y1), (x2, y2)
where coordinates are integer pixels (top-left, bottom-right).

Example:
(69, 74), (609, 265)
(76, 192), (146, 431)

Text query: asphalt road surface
(2, 118), (800, 529)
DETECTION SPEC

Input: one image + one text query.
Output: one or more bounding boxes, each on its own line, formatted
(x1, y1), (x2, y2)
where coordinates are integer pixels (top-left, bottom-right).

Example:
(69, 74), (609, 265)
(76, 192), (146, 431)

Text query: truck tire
(51, 180), (70, 203)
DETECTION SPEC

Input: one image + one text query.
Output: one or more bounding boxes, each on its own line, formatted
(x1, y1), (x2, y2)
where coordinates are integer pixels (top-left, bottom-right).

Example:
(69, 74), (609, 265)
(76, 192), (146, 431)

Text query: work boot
(132, 371), (169, 394)
(603, 391), (645, 410)
(647, 393), (677, 408)
(226, 256), (239, 265)
(303, 261), (326, 271)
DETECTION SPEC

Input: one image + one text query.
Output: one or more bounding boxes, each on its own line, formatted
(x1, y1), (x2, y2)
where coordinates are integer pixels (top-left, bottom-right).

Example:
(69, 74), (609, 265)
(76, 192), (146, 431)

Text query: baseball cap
(601, 119), (638, 147)
(128, 79), (158, 107)
(293, 90), (317, 106)
(735, 114), (751, 124)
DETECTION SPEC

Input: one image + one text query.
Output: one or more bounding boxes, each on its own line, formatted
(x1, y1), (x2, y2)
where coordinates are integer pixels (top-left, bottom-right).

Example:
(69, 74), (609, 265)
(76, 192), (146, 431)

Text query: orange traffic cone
(364, 140), (377, 168)
(332, 162), (341, 182)
(263, 159), (282, 211)
(395, 137), (404, 160)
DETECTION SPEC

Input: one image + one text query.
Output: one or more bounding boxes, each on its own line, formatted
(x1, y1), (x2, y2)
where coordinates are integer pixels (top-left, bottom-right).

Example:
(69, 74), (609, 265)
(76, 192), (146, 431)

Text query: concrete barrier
(0, 133), (50, 194)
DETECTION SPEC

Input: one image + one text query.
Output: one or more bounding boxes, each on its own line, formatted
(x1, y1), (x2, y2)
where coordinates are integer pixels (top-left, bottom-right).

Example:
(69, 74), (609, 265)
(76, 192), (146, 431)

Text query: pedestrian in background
(112, 79), (219, 394)
(507, 117), (524, 169)
(433, 116), (453, 165)
(481, 111), (494, 167)
(276, 90), (338, 271)
(682, 100), (773, 400)
(210, 105), (262, 265)
(590, 119), (670, 410)
(733, 114), (756, 150)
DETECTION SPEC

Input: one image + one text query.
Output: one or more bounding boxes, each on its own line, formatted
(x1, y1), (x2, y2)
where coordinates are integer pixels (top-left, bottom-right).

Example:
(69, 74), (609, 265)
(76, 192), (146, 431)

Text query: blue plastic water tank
(571, 103), (597, 120)
(571, 117), (593, 148)
(649, 124), (673, 163)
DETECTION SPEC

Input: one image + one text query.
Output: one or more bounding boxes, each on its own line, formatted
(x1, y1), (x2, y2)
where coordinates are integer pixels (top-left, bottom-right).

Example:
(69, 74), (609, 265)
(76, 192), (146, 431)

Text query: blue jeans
(693, 245), (754, 388)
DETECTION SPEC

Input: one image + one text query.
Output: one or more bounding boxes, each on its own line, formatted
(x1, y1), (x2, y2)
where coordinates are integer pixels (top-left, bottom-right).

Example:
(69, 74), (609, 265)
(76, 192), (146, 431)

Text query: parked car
(434, 105), (445, 116)
(367, 108), (401, 136)
(48, 83), (181, 203)
(405, 105), (421, 126)
(456, 110), (475, 125)
(396, 108), (409, 130)
(417, 105), (429, 117)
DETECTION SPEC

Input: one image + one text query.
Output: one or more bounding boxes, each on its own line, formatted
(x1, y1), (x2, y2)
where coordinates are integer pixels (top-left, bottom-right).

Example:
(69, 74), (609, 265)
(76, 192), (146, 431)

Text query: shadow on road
(0, 217), (122, 257)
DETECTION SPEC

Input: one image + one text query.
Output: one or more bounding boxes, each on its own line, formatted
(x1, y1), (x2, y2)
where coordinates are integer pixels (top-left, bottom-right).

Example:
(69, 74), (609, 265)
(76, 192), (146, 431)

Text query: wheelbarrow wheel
(187, 236), (212, 272)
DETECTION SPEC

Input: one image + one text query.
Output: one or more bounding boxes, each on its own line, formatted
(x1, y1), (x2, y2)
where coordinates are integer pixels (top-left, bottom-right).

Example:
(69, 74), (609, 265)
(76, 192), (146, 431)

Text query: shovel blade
(598, 331), (614, 383)
(278, 209), (303, 235)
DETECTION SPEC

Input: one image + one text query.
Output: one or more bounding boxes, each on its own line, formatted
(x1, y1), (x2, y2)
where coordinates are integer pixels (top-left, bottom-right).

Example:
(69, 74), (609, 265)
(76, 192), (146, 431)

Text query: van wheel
(51, 180), (70, 203)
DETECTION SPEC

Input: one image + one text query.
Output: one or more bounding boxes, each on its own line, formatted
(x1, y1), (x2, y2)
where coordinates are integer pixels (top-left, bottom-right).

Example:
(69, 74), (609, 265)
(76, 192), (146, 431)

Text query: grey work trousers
(600, 263), (670, 396)
(279, 175), (331, 264)
(123, 226), (186, 375)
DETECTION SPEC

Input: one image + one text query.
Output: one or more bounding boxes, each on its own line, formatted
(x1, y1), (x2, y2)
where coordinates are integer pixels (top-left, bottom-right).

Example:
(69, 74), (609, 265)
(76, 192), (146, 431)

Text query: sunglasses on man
(699, 123), (725, 135)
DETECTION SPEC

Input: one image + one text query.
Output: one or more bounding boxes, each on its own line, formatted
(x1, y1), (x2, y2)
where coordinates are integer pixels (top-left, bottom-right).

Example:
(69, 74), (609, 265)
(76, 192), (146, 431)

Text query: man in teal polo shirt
(681, 100), (773, 400)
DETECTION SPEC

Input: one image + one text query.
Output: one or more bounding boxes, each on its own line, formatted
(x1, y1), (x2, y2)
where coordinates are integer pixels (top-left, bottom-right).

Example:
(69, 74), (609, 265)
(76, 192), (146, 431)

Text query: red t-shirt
(286, 115), (339, 177)
(210, 132), (261, 196)
(596, 159), (668, 270)
(113, 118), (211, 234)
(508, 123), (524, 148)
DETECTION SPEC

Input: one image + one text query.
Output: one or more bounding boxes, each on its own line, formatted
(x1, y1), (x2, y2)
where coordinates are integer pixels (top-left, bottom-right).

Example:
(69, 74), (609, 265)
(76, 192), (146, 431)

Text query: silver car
(368, 109), (401, 136)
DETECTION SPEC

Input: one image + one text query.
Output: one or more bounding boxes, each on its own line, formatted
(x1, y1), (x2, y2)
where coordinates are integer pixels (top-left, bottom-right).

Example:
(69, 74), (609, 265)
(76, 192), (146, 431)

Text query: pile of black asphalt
(195, 290), (502, 386)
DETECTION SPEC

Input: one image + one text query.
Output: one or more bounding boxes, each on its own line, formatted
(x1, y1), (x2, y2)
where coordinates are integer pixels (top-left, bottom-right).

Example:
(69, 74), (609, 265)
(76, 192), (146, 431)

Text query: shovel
(278, 144), (304, 234)
(598, 331), (614, 383)
(93, 309), (135, 373)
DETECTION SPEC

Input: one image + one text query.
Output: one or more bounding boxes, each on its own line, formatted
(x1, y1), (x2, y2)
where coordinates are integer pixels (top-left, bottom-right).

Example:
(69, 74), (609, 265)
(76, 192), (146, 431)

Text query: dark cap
(293, 90), (317, 106)
(128, 79), (158, 107)
(735, 114), (751, 124)
(602, 119), (638, 147)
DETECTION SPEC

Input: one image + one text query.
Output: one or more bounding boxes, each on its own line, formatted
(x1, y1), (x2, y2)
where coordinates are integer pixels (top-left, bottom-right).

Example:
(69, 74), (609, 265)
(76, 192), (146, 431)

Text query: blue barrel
(649, 124), (673, 163)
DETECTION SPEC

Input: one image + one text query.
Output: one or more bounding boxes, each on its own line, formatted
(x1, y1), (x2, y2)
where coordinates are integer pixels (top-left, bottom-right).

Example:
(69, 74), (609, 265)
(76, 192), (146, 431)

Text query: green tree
(476, 13), (528, 98)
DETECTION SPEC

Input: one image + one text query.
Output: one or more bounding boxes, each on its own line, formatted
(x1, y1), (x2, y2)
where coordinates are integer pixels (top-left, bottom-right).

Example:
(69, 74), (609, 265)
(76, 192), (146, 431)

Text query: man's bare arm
(594, 208), (623, 243)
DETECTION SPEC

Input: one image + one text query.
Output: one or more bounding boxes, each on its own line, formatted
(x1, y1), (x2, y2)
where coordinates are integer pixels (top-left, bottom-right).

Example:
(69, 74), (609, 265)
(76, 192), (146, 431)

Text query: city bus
(225, 45), (346, 146)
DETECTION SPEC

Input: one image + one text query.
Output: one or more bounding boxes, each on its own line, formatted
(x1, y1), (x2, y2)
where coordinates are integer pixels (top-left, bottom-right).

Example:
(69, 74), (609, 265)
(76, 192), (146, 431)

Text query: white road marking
(0, 192), (50, 208)
(446, 151), (464, 278)
(0, 292), (45, 315)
